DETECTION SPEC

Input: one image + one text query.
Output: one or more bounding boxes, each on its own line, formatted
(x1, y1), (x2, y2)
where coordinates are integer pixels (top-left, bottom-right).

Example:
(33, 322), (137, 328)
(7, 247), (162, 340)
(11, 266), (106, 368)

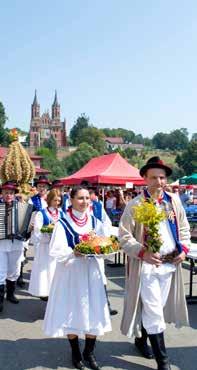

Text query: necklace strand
(69, 208), (88, 227)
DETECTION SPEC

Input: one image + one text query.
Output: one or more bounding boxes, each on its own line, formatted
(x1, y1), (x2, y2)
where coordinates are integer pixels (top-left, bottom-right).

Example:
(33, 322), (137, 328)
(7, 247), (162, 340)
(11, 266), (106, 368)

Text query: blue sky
(0, 0), (197, 138)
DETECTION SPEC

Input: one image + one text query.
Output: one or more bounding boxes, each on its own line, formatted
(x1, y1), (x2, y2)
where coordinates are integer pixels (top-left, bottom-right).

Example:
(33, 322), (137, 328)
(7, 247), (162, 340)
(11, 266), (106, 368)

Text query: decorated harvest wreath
(74, 232), (120, 255)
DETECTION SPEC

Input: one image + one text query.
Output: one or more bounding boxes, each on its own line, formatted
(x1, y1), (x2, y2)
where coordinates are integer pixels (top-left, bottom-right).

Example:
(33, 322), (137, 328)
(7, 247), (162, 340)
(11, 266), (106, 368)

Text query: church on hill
(29, 90), (67, 148)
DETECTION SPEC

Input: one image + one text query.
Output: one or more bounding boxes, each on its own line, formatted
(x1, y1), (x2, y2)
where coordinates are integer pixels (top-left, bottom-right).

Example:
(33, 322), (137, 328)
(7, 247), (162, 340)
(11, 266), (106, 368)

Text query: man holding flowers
(119, 156), (190, 370)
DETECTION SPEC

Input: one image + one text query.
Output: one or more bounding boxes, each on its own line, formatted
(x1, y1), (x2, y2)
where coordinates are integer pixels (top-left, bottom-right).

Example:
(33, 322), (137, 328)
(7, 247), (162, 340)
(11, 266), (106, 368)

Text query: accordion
(0, 201), (33, 241)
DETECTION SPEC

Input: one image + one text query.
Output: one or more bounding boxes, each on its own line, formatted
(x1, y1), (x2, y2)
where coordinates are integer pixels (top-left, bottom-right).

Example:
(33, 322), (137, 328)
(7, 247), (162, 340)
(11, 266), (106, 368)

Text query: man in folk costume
(0, 181), (25, 313)
(119, 157), (190, 370)
(28, 175), (50, 245)
(29, 175), (50, 211)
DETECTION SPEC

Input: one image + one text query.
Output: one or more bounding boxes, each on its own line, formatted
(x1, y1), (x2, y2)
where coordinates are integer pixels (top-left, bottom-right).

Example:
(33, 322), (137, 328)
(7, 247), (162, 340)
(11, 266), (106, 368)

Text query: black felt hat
(0, 180), (18, 193)
(140, 156), (172, 177)
(51, 179), (65, 188)
(34, 175), (51, 187)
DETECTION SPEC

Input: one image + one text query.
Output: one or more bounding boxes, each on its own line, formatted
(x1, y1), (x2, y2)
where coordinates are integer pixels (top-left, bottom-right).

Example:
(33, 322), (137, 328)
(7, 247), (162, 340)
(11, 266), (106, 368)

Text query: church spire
(52, 90), (58, 106)
(52, 90), (60, 119)
(31, 90), (40, 119)
(33, 89), (38, 105)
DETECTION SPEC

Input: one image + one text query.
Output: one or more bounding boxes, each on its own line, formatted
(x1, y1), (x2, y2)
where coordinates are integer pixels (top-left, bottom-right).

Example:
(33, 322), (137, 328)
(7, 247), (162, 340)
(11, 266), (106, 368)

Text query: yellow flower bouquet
(74, 232), (120, 255)
(40, 223), (55, 234)
(132, 199), (166, 253)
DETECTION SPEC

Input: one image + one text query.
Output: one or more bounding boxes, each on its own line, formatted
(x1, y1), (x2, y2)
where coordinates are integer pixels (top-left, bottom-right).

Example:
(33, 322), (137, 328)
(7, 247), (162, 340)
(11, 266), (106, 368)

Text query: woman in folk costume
(28, 189), (64, 299)
(51, 179), (70, 212)
(119, 157), (190, 370)
(43, 186), (111, 370)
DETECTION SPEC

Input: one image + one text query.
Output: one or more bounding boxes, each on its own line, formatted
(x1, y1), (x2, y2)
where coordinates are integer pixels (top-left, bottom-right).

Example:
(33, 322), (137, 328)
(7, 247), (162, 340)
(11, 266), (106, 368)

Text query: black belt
(160, 250), (178, 263)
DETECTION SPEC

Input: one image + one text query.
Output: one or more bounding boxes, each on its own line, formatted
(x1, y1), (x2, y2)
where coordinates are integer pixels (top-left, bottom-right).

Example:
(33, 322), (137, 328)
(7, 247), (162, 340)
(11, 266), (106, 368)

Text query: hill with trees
(0, 100), (196, 180)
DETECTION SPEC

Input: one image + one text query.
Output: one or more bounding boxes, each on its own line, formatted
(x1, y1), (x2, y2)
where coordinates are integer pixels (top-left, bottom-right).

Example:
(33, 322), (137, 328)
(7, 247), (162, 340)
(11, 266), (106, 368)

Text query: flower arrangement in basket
(74, 232), (120, 255)
(132, 199), (167, 253)
(40, 223), (55, 234)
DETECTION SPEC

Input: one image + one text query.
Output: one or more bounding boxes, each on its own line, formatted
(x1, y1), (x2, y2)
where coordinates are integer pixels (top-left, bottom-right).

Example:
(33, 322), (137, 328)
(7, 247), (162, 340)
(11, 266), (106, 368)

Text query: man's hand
(142, 251), (162, 266)
(173, 251), (186, 265)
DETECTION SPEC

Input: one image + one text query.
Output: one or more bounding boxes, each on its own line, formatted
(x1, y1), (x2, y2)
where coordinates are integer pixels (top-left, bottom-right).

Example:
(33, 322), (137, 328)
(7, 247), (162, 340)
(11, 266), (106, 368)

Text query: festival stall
(61, 153), (145, 186)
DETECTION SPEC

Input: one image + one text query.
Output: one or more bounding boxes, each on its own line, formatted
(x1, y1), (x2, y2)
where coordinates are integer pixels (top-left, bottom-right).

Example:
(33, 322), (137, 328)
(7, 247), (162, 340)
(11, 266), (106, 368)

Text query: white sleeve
(101, 205), (113, 236)
(49, 221), (74, 262)
(94, 218), (108, 237)
(31, 211), (44, 245)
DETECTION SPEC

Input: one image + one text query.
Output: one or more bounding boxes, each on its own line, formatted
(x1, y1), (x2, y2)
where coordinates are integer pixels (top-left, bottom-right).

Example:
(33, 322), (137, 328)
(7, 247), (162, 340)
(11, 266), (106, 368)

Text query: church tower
(51, 90), (60, 119)
(29, 90), (67, 148)
(31, 90), (40, 119)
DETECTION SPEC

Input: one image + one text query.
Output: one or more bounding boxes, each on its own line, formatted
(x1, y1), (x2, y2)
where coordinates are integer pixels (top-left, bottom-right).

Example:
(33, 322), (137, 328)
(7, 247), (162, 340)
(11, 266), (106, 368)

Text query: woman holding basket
(43, 186), (112, 370)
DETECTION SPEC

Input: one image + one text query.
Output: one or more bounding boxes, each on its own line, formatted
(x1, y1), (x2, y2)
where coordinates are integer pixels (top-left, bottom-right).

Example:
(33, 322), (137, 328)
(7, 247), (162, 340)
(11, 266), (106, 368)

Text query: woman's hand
(173, 251), (186, 265)
(74, 250), (83, 257)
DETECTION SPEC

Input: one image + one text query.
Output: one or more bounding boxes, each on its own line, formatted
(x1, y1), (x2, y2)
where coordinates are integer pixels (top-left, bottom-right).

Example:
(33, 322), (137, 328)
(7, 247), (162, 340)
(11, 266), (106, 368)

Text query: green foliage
(36, 147), (54, 158)
(36, 147), (66, 179)
(168, 129), (189, 150)
(63, 142), (99, 175)
(152, 128), (189, 150)
(0, 102), (9, 146)
(111, 147), (126, 157)
(43, 136), (57, 154)
(169, 165), (185, 181)
(101, 128), (135, 143)
(191, 133), (197, 142)
(79, 127), (105, 154)
(152, 132), (169, 149)
(175, 140), (197, 175)
(70, 114), (89, 145)
(0, 102), (7, 128)
(123, 147), (137, 160)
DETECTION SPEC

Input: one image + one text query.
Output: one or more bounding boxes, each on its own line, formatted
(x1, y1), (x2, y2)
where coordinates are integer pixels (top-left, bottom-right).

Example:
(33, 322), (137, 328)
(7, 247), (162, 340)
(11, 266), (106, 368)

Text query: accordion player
(0, 200), (33, 241)
(0, 181), (33, 312)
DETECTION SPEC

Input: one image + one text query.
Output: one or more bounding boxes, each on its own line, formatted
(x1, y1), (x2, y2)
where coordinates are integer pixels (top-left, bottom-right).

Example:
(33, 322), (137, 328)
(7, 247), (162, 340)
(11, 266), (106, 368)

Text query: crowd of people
(0, 156), (192, 370)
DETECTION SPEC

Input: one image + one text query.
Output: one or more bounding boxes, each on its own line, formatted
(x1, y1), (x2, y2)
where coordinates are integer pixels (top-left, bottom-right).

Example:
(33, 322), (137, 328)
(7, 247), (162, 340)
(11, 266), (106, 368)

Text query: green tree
(0, 102), (9, 145)
(101, 128), (135, 143)
(43, 136), (57, 154)
(36, 147), (66, 179)
(152, 132), (169, 149)
(112, 147), (126, 157)
(0, 102), (7, 128)
(169, 165), (185, 181)
(123, 147), (137, 160)
(168, 129), (189, 150)
(78, 127), (105, 154)
(191, 133), (197, 142)
(132, 134), (144, 144)
(175, 140), (197, 175)
(143, 137), (152, 147)
(63, 143), (99, 175)
(70, 114), (89, 145)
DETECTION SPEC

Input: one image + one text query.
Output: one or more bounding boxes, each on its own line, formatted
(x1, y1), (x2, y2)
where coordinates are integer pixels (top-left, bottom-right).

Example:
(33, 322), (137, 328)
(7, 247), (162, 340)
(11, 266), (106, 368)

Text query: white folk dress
(28, 207), (63, 297)
(43, 209), (112, 337)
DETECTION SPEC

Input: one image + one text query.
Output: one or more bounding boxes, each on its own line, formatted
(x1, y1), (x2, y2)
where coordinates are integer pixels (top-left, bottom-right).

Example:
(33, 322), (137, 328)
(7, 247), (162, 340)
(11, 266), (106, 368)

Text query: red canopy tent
(61, 153), (145, 186)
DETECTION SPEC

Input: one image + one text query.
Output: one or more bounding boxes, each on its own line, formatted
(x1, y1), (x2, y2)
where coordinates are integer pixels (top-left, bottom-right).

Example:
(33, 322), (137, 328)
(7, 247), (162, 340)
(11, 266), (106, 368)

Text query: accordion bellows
(0, 201), (33, 241)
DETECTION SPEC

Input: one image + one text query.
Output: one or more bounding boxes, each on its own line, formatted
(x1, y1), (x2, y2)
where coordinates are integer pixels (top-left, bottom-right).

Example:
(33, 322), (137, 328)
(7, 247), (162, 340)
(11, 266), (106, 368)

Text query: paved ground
(0, 248), (197, 370)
